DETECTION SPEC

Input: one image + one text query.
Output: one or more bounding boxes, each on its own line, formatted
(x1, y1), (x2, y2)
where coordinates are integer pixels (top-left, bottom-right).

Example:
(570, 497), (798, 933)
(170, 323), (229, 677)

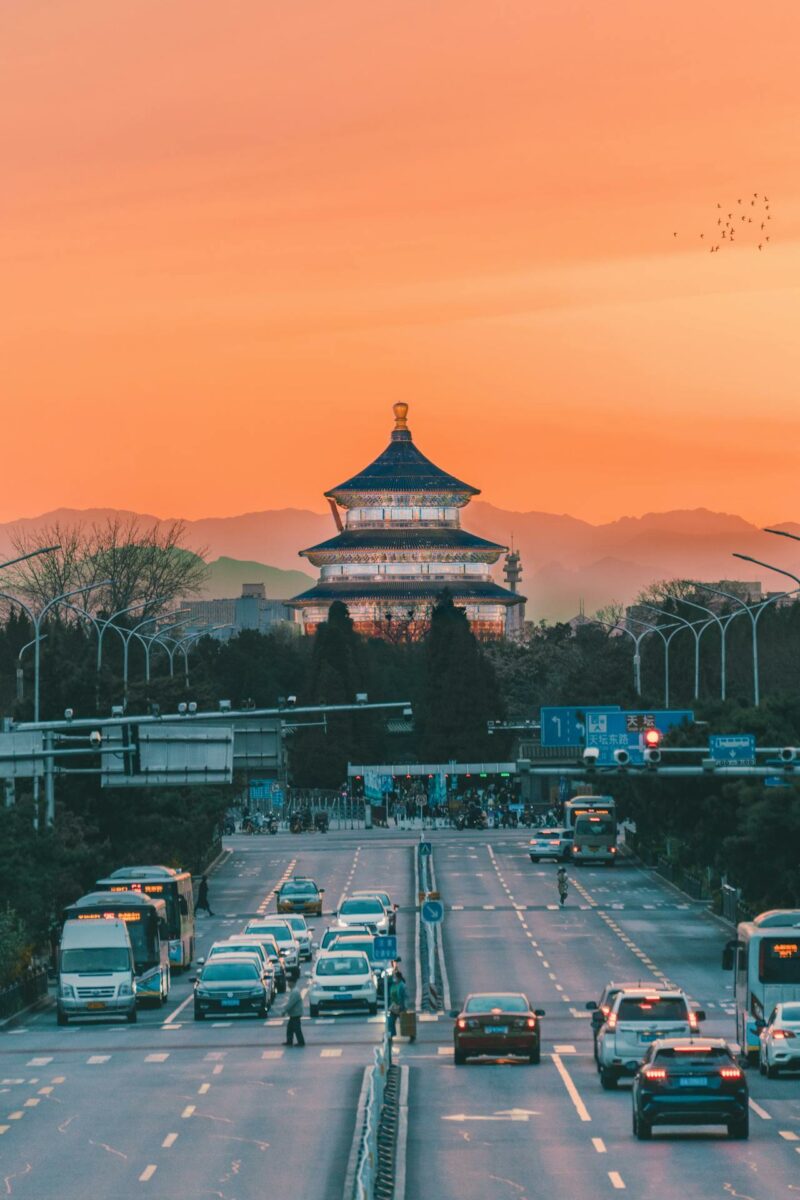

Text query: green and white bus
(63, 890), (171, 1005)
(723, 909), (800, 1062)
(563, 796), (618, 865)
(97, 866), (196, 970)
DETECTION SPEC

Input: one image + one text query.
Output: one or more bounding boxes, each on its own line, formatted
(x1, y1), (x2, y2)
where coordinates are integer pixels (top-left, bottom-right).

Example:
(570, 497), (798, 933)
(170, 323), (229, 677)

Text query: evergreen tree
(418, 591), (501, 762)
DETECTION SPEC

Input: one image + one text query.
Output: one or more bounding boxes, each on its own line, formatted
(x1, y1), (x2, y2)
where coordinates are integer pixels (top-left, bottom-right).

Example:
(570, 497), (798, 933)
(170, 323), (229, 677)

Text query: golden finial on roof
(393, 402), (409, 431)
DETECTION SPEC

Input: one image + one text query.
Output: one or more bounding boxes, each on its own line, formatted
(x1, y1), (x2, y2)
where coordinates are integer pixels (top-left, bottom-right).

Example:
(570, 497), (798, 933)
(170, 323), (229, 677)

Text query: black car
(631, 1038), (749, 1140)
(193, 957), (271, 1020)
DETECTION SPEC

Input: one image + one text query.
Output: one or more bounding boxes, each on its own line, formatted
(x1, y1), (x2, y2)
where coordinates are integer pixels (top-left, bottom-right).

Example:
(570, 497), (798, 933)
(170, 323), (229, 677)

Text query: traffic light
(644, 728), (662, 749)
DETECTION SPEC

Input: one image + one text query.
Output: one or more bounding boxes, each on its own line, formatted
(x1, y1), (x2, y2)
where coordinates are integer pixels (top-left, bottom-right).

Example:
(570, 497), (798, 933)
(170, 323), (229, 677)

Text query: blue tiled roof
(325, 427), (479, 498)
(288, 580), (524, 606)
(301, 528), (504, 555)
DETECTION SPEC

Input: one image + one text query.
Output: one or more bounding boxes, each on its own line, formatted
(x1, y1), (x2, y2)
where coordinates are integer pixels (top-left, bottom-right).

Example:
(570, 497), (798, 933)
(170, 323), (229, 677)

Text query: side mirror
(534, 1009), (546, 1017)
(585, 1001), (598, 1011)
(189, 976), (197, 983)
(311, 943), (319, 950)
(693, 1009), (706, 1022)
(319, 888), (325, 893)
(449, 1009), (461, 1019)
(591, 1012), (603, 1028)
(197, 957), (205, 966)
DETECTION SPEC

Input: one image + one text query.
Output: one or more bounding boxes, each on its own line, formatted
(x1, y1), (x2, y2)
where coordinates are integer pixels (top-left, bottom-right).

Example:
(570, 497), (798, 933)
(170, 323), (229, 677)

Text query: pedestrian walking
(197, 874), (214, 916)
(284, 970), (306, 1046)
(387, 967), (407, 1038)
(557, 866), (568, 907)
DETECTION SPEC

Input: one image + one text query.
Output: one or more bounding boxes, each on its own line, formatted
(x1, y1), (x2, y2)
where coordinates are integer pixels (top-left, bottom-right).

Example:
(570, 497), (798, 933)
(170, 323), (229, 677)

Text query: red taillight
(610, 847), (617, 854)
(527, 1017), (536, 1029)
(720, 1067), (743, 1079)
(456, 1018), (467, 1030)
(643, 1067), (667, 1080)
(600, 1005), (610, 1017)
(688, 1011), (699, 1030)
(573, 845), (581, 853)
(607, 1013), (617, 1030)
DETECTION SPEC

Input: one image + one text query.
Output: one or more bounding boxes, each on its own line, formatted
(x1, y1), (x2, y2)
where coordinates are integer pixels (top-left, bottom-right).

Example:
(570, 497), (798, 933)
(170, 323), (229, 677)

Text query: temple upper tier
(288, 402), (525, 639)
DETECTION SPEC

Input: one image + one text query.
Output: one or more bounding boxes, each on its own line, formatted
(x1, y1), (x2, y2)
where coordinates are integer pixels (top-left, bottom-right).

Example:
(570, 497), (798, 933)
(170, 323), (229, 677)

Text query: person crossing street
(284, 970), (306, 1046)
(557, 866), (569, 907)
(197, 874), (214, 916)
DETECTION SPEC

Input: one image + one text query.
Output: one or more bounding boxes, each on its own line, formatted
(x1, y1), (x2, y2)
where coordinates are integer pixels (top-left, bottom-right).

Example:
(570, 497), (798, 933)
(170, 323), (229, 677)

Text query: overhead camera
(178, 702), (188, 715)
(188, 702), (198, 714)
(643, 748), (661, 766)
(89, 730), (103, 746)
(111, 705), (124, 717)
(356, 692), (368, 704)
(582, 746), (600, 767)
(63, 708), (74, 721)
(613, 748), (631, 766)
(218, 699), (232, 712)
(287, 695), (297, 707)
(779, 747), (797, 763)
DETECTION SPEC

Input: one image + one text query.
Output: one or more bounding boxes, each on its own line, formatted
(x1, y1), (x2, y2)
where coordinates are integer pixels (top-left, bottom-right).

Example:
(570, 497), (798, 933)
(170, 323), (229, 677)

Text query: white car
(335, 897), (389, 935)
(282, 915), (313, 960)
(308, 950), (378, 1017)
(759, 1002), (800, 1077)
(529, 829), (573, 862)
(244, 920), (300, 971)
(596, 988), (705, 1089)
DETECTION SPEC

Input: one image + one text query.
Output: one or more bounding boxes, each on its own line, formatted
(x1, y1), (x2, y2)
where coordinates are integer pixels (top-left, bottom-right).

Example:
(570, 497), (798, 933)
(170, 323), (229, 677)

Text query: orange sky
(2, 0), (799, 525)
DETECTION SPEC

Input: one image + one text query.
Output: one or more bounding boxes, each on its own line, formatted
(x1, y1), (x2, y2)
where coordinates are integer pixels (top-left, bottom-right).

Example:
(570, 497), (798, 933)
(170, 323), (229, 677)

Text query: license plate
(221, 999), (240, 1007)
(485, 1025), (507, 1034)
(679, 1077), (707, 1086)
(334, 993), (352, 1000)
(640, 1032), (659, 1043)
(86, 1001), (106, 1010)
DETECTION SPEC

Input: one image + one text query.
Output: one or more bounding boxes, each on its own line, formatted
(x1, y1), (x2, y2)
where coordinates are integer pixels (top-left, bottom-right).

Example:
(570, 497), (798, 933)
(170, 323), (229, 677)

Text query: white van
(58, 918), (137, 1025)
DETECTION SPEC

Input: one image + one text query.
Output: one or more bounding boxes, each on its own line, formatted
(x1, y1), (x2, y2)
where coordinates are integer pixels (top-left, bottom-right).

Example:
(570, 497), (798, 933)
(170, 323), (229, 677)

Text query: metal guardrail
(0, 967), (49, 1021)
(354, 1033), (392, 1200)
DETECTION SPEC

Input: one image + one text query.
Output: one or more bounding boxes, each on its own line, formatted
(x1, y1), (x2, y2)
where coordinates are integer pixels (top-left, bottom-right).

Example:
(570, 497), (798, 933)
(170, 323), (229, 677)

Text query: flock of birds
(673, 194), (773, 253)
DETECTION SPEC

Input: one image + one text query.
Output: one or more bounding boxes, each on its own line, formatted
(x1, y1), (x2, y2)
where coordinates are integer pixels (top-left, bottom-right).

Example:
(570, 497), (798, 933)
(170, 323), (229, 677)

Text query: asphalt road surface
(1, 829), (798, 1199)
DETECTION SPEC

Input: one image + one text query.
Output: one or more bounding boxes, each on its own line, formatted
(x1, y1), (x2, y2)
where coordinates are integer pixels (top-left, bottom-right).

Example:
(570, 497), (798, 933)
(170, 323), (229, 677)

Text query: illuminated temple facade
(289, 403), (525, 640)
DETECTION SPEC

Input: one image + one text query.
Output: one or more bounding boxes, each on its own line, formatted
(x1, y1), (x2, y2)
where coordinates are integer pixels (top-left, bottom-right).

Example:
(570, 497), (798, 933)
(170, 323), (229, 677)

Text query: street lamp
(591, 614), (681, 700)
(622, 614), (685, 707)
(0, 546), (61, 573)
(692, 582), (762, 706)
(170, 625), (233, 686)
(637, 605), (713, 700)
(16, 635), (46, 701)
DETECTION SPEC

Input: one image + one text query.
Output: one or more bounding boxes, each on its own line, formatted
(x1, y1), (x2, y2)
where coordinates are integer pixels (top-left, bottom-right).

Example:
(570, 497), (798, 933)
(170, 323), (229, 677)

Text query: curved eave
(324, 435), (479, 500)
(287, 580), (526, 608)
(299, 528), (506, 559)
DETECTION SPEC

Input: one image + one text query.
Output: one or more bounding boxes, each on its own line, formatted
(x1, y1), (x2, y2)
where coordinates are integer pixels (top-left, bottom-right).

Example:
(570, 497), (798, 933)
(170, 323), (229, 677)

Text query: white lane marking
(37, 1087), (53, 1095)
(551, 1054), (591, 1122)
(483, 905), (496, 910)
(451, 904), (464, 911)
(23, 1099), (39, 1107)
(553, 1045), (576, 1054)
(0, 1126), (9, 1135)
(749, 1098), (771, 1120)
(204, 1052), (225, 1061)
(608, 1171), (625, 1189)
(211, 1022), (232, 1028)
(320, 1048), (342, 1057)
(212, 1064), (224, 1075)
(592, 1137), (606, 1153)
(145, 1054), (169, 1063)
(438, 1047), (452, 1056)
(27, 1058), (52, 1066)
(139, 1165), (158, 1182)
(542, 961), (550, 968)
(181, 1105), (195, 1118)
(198, 1083), (211, 1094)
(779, 1130), (799, 1141)
(8, 1112), (24, 1120)
(162, 1133), (178, 1148)
(548, 973), (557, 980)
(163, 992), (194, 1025)
(87, 1056), (109, 1064)
(262, 1050), (284, 1060)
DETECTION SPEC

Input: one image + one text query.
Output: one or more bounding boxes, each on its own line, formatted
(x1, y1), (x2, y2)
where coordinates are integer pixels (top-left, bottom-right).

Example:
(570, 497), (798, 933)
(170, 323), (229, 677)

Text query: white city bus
(723, 909), (800, 1062)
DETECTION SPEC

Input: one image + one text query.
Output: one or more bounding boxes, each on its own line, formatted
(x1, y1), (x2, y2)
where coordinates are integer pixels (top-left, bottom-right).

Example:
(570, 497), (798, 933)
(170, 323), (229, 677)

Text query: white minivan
(58, 918), (137, 1025)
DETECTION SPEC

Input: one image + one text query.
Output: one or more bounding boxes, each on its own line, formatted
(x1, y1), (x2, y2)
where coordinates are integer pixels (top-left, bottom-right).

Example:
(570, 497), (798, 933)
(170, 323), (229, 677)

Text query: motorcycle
(266, 816), (279, 835)
(314, 811), (329, 833)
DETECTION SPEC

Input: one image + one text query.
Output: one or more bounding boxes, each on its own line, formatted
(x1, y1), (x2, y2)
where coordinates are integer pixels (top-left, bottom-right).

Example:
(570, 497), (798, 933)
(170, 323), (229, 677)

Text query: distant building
(181, 583), (294, 638)
(288, 402), (525, 639)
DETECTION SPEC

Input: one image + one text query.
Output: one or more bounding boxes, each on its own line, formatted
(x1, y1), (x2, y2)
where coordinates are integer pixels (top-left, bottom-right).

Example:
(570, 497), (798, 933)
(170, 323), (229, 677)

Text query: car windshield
(202, 962), (259, 981)
(356, 892), (388, 905)
(465, 995), (528, 1014)
(653, 1047), (732, 1065)
(285, 918), (307, 931)
(247, 924), (291, 942)
(340, 899), (382, 915)
(333, 940), (374, 960)
(61, 947), (130, 972)
(316, 956), (368, 976)
(211, 944), (262, 959)
(779, 1004), (800, 1022)
(617, 997), (689, 1021)
(283, 882), (316, 895)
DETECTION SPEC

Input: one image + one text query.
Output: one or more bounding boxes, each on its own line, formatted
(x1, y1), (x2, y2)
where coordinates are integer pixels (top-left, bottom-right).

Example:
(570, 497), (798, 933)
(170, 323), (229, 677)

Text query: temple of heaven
(288, 403), (525, 640)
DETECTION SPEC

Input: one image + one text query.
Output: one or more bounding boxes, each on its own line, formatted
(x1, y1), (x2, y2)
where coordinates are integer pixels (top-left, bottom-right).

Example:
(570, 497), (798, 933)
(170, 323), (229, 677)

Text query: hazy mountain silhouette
(0, 504), (797, 622)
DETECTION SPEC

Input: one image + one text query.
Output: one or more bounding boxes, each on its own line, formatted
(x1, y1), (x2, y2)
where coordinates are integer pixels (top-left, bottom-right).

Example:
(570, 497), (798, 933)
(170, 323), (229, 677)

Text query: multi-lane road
(1, 830), (798, 1199)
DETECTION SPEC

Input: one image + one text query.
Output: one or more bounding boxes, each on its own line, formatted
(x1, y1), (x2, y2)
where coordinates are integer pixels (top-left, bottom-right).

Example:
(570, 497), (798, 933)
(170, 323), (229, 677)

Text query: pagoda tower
(288, 403), (525, 640)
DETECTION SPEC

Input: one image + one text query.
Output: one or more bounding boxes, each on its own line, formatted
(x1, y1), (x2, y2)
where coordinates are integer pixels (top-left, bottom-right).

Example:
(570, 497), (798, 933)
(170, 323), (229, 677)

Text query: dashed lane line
(592, 1137), (607, 1153)
(162, 1133), (178, 1148)
(145, 1054), (169, 1063)
(139, 1165), (158, 1182)
(87, 1056), (110, 1064)
(779, 1131), (799, 1141)
(320, 1048), (342, 1057)
(198, 1083), (211, 1094)
(749, 1098), (771, 1120)
(608, 1172), (626, 1190)
(26, 1057), (52, 1067)
(162, 993), (194, 1026)
(181, 1105), (195, 1119)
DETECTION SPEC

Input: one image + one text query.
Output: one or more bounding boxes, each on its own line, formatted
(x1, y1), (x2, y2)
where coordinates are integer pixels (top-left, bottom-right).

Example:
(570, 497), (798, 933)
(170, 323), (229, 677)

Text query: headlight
(59, 984), (75, 999)
(118, 983), (134, 997)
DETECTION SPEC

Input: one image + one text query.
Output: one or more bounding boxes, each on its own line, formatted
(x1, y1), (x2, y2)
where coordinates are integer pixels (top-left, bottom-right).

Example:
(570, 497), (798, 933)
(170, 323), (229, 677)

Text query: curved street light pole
(692, 582), (761, 706)
(171, 625), (233, 687)
(638, 605), (712, 701)
(591, 617), (648, 695)
(623, 615), (684, 708)
(122, 610), (189, 702)
(16, 636), (46, 701)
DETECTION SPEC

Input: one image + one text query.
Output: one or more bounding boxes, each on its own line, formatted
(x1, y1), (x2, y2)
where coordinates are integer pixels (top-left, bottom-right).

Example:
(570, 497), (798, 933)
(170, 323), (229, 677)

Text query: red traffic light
(644, 728), (662, 748)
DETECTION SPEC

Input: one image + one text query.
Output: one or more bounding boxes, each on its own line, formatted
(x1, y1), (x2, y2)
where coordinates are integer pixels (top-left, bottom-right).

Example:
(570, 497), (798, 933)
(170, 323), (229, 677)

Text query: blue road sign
(709, 734), (756, 764)
(418, 841), (432, 857)
(373, 935), (398, 961)
(540, 706), (621, 747)
(584, 710), (694, 764)
(249, 778), (272, 801)
(765, 776), (791, 788)
(421, 899), (444, 924)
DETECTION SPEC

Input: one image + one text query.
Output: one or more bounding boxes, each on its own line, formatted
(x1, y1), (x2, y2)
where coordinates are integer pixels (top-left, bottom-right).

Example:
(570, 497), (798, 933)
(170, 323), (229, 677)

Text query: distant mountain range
(1, 505), (798, 621)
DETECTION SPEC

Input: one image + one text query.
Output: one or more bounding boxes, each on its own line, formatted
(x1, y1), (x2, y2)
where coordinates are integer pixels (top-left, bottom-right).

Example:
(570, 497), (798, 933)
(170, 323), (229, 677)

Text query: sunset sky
(2, 1), (799, 525)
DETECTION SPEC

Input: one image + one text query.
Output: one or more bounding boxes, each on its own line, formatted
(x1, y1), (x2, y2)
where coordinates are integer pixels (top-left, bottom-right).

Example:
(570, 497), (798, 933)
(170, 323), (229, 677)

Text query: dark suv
(632, 1038), (748, 1139)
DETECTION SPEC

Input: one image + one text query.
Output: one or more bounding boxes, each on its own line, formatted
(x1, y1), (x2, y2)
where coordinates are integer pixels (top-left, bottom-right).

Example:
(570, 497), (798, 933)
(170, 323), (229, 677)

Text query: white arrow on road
(442, 1108), (540, 1122)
